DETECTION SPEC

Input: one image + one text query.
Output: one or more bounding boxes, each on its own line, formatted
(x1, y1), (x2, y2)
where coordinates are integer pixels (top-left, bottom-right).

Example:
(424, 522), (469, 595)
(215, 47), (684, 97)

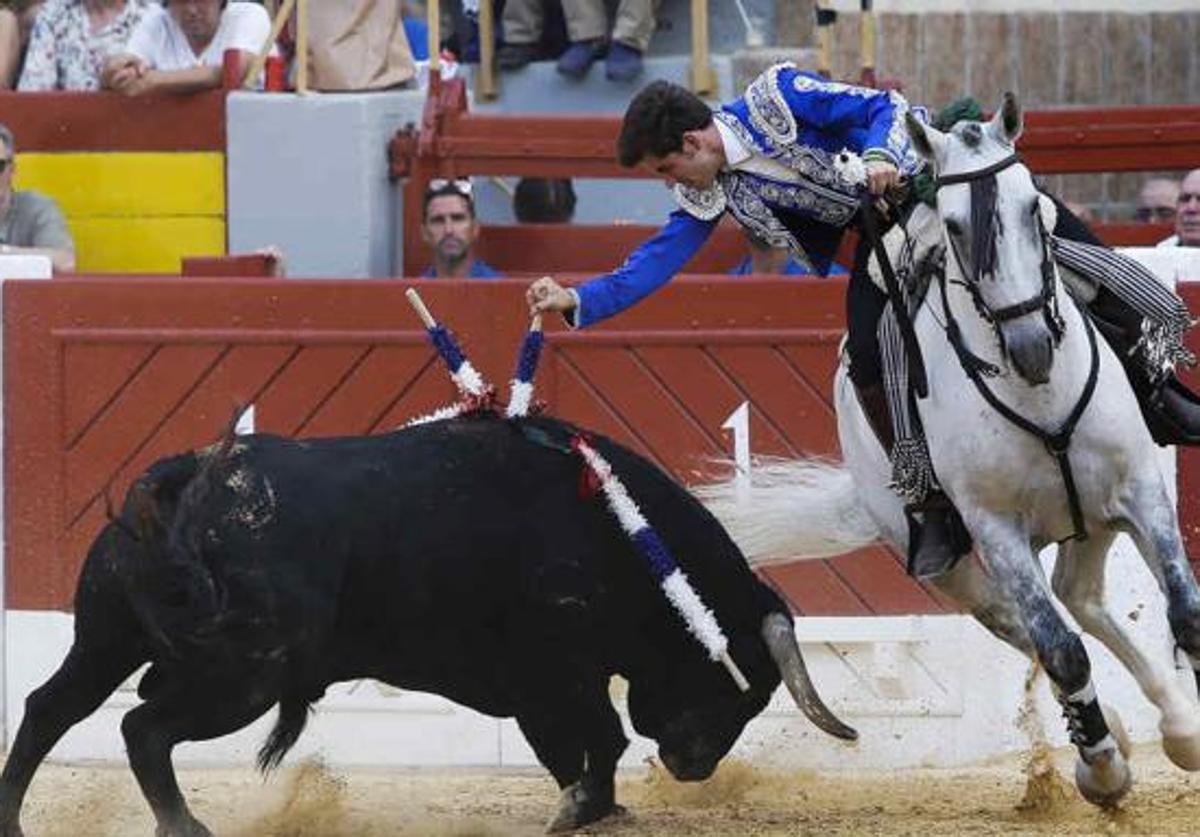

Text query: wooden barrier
(4, 276), (947, 618)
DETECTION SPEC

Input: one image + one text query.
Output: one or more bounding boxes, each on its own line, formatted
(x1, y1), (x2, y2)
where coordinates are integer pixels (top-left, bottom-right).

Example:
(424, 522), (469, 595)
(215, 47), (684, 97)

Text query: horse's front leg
(973, 514), (1131, 806)
(1053, 531), (1200, 771)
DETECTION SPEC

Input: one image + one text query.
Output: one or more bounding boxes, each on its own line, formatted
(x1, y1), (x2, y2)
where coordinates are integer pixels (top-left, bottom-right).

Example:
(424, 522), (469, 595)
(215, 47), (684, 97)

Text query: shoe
(905, 495), (972, 579)
(496, 42), (539, 71)
(605, 40), (643, 82)
(556, 39), (605, 79)
(1147, 377), (1200, 445)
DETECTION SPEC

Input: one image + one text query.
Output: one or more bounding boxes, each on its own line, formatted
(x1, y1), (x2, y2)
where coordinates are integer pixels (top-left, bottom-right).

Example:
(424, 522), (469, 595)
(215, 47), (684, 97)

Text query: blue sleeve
(575, 210), (718, 327)
(779, 68), (904, 166)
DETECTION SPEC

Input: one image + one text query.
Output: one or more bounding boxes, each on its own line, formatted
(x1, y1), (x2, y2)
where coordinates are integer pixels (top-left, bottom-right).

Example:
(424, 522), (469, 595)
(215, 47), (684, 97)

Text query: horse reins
(935, 152), (1097, 541)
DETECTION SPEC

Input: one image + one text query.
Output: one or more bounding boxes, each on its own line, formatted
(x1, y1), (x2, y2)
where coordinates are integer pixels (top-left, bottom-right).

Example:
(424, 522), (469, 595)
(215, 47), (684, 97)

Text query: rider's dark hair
(617, 81), (714, 168)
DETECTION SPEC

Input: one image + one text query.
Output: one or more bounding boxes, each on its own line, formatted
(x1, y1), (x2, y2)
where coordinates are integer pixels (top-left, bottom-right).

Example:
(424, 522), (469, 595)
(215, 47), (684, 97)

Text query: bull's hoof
(545, 782), (623, 833)
(155, 816), (213, 837)
(1162, 727), (1200, 771)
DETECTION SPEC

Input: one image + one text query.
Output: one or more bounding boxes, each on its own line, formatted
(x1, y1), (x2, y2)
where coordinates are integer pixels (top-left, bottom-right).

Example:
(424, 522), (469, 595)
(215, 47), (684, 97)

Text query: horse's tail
(694, 457), (880, 567)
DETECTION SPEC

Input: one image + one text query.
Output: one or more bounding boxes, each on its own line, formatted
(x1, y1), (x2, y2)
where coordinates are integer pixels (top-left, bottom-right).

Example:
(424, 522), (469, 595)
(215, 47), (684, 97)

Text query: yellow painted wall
(13, 152), (225, 273)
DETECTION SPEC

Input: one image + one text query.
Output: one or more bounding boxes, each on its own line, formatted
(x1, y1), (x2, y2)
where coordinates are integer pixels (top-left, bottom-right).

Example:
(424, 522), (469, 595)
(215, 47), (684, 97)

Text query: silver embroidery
(672, 183), (726, 220)
(746, 63), (798, 147)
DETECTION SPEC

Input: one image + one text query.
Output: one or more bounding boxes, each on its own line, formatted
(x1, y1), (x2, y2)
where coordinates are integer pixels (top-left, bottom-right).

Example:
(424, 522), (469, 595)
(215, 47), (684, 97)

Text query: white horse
(701, 94), (1200, 806)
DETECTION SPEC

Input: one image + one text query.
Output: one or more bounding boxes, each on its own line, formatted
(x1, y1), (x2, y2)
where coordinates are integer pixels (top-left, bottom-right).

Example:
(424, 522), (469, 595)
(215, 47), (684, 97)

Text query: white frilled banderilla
(404, 289), (751, 692)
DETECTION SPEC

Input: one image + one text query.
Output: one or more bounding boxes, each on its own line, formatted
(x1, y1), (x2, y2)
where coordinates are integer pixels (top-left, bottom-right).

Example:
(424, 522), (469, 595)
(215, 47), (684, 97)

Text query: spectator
(494, 0), (568, 71)
(729, 229), (812, 276)
(1159, 169), (1200, 248)
(1135, 177), (1180, 224)
(102, 0), (270, 96)
(17, 0), (151, 91)
(307, 0), (414, 91)
(513, 177), (576, 224)
(1063, 200), (1095, 226)
(420, 179), (501, 278)
(0, 1), (43, 88)
(0, 123), (75, 272)
(500, 0), (651, 82)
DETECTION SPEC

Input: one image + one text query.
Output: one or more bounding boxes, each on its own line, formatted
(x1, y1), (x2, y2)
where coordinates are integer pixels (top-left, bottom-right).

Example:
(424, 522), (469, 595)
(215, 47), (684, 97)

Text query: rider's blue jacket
(572, 64), (929, 328)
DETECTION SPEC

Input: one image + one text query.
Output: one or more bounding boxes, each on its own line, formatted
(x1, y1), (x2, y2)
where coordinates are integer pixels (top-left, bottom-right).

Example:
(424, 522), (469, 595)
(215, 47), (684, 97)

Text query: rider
(527, 65), (1200, 578)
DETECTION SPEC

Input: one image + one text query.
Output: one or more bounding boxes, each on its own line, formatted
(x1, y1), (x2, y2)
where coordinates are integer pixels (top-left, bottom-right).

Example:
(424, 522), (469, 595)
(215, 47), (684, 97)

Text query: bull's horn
(761, 612), (858, 742)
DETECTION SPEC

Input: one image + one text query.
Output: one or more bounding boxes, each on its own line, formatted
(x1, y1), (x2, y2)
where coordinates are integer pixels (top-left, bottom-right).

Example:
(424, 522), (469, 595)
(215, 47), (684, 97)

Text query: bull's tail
(258, 696), (312, 773)
(694, 457), (879, 566)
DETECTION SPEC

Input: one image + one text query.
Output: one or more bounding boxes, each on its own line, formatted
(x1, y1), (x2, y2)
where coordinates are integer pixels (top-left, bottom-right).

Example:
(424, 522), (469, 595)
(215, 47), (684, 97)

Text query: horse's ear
(990, 91), (1022, 145)
(905, 112), (945, 163)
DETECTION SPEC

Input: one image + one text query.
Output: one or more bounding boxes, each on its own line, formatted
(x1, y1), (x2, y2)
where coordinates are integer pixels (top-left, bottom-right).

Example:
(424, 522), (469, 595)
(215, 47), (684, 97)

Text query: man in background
(1136, 177), (1180, 224)
(420, 179), (502, 279)
(1160, 169), (1200, 248)
(0, 123), (75, 273)
(102, 0), (270, 95)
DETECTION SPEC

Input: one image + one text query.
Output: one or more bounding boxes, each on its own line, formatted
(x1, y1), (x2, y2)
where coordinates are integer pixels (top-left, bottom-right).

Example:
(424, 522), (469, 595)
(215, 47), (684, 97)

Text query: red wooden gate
(4, 276), (946, 616)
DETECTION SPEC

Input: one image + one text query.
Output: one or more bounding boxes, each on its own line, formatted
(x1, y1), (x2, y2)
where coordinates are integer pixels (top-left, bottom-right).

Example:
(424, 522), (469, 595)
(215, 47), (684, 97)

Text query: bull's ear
(906, 112), (946, 163)
(990, 91), (1022, 145)
(127, 480), (165, 544)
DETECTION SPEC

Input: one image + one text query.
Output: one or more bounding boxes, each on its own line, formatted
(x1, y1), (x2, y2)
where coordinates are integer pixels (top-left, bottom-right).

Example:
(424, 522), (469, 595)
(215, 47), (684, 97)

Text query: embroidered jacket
(574, 64), (929, 328)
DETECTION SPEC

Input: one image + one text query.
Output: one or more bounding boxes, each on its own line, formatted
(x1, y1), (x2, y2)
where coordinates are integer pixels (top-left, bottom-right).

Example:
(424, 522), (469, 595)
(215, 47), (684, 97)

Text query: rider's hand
(865, 160), (900, 197)
(527, 276), (576, 316)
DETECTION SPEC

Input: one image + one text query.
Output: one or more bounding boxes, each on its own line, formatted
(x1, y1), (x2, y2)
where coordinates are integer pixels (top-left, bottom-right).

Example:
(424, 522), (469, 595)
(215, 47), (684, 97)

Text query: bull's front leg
(516, 676), (629, 833)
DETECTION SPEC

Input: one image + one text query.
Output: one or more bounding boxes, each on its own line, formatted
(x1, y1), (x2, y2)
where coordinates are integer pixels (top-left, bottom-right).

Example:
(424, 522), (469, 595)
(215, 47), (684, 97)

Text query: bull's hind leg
(121, 668), (281, 837)
(516, 675), (628, 833)
(1053, 531), (1200, 771)
(0, 641), (147, 837)
(971, 514), (1131, 806)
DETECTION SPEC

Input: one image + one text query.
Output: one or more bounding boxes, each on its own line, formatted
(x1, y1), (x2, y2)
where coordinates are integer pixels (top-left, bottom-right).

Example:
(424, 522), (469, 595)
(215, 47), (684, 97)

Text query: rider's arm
(572, 209), (719, 327)
(776, 66), (914, 169)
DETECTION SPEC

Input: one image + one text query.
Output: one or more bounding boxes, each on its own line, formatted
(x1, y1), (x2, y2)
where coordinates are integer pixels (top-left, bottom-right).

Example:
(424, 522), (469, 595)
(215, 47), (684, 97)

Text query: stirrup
(904, 494), (972, 579)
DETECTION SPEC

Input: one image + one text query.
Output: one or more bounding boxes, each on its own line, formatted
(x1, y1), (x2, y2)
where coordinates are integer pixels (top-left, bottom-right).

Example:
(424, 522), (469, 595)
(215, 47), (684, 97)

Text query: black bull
(0, 414), (854, 836)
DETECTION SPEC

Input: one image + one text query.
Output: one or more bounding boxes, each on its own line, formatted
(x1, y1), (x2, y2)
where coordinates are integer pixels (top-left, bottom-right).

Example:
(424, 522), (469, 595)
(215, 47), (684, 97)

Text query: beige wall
(795, 8), (1198, 218)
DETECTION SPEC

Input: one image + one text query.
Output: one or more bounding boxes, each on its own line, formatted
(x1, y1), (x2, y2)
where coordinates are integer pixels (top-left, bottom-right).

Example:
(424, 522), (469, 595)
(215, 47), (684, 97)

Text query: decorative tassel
(890, 437), (935, 504)
(571, 435), (750, 692)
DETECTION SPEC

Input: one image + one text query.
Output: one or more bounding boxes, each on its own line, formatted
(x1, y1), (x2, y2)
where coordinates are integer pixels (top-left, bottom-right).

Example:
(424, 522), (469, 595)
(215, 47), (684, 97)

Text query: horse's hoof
(1074, 746), (1132, 808)
(545, 782), (621, 833)
(155, 817), (213, 837)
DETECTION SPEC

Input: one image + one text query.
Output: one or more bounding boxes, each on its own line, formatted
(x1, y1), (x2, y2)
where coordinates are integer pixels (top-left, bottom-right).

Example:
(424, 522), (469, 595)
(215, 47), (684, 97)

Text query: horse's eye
(945, 219), (963, 237)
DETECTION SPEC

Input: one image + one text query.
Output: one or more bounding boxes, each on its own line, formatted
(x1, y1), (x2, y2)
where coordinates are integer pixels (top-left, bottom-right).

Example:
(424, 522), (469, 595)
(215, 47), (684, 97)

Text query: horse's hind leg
(121, 666), (281, 837)
(972, 515), (1131, 806)
(1053, 532), (1200, 771)
(0, 640), (147, 836)
(931, 554), (1035, 658)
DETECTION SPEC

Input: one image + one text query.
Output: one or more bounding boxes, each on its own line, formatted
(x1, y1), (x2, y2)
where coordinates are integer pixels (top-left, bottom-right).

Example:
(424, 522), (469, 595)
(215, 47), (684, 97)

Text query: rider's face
(640, 132), (723, 192)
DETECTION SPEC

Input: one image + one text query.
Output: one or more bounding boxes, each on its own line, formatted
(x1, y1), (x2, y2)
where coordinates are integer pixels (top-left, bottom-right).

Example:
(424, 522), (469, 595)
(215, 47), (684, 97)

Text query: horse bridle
(935, 153), (1064, 341)
(934, 152), (1098, 542)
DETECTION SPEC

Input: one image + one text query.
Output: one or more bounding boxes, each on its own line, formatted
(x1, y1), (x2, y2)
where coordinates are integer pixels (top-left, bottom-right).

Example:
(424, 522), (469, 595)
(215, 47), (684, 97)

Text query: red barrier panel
(3, 277), (943, 617)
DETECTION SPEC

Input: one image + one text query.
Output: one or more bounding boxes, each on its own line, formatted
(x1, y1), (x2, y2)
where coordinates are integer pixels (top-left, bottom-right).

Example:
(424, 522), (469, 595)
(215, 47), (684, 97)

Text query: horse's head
(905, 94), (1062, 385)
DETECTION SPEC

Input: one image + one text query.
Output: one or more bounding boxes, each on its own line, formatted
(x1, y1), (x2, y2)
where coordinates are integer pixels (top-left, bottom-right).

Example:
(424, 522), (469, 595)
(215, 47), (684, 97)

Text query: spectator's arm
(114, 65), (223, 97)
(15, 11), (55, 91)
(0, 8), (19, 89)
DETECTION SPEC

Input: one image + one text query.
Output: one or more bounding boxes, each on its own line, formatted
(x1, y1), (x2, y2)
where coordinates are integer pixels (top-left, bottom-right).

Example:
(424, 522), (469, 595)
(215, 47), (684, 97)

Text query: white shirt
(126, 2), (271, 70)
(714, 117), (802, 185)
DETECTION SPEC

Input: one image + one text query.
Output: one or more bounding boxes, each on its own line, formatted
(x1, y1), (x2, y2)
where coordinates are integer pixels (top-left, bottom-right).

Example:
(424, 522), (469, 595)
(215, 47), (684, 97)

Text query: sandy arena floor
(11, 743), (1200, 836)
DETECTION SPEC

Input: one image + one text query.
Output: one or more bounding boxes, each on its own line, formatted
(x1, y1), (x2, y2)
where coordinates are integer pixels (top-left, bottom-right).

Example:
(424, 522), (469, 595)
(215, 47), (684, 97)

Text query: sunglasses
(0, 159), (11, 174)
(1179, 192), (1200, 206)
(426, 178), (472, 197)
(1135, 205), (1177, 222)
